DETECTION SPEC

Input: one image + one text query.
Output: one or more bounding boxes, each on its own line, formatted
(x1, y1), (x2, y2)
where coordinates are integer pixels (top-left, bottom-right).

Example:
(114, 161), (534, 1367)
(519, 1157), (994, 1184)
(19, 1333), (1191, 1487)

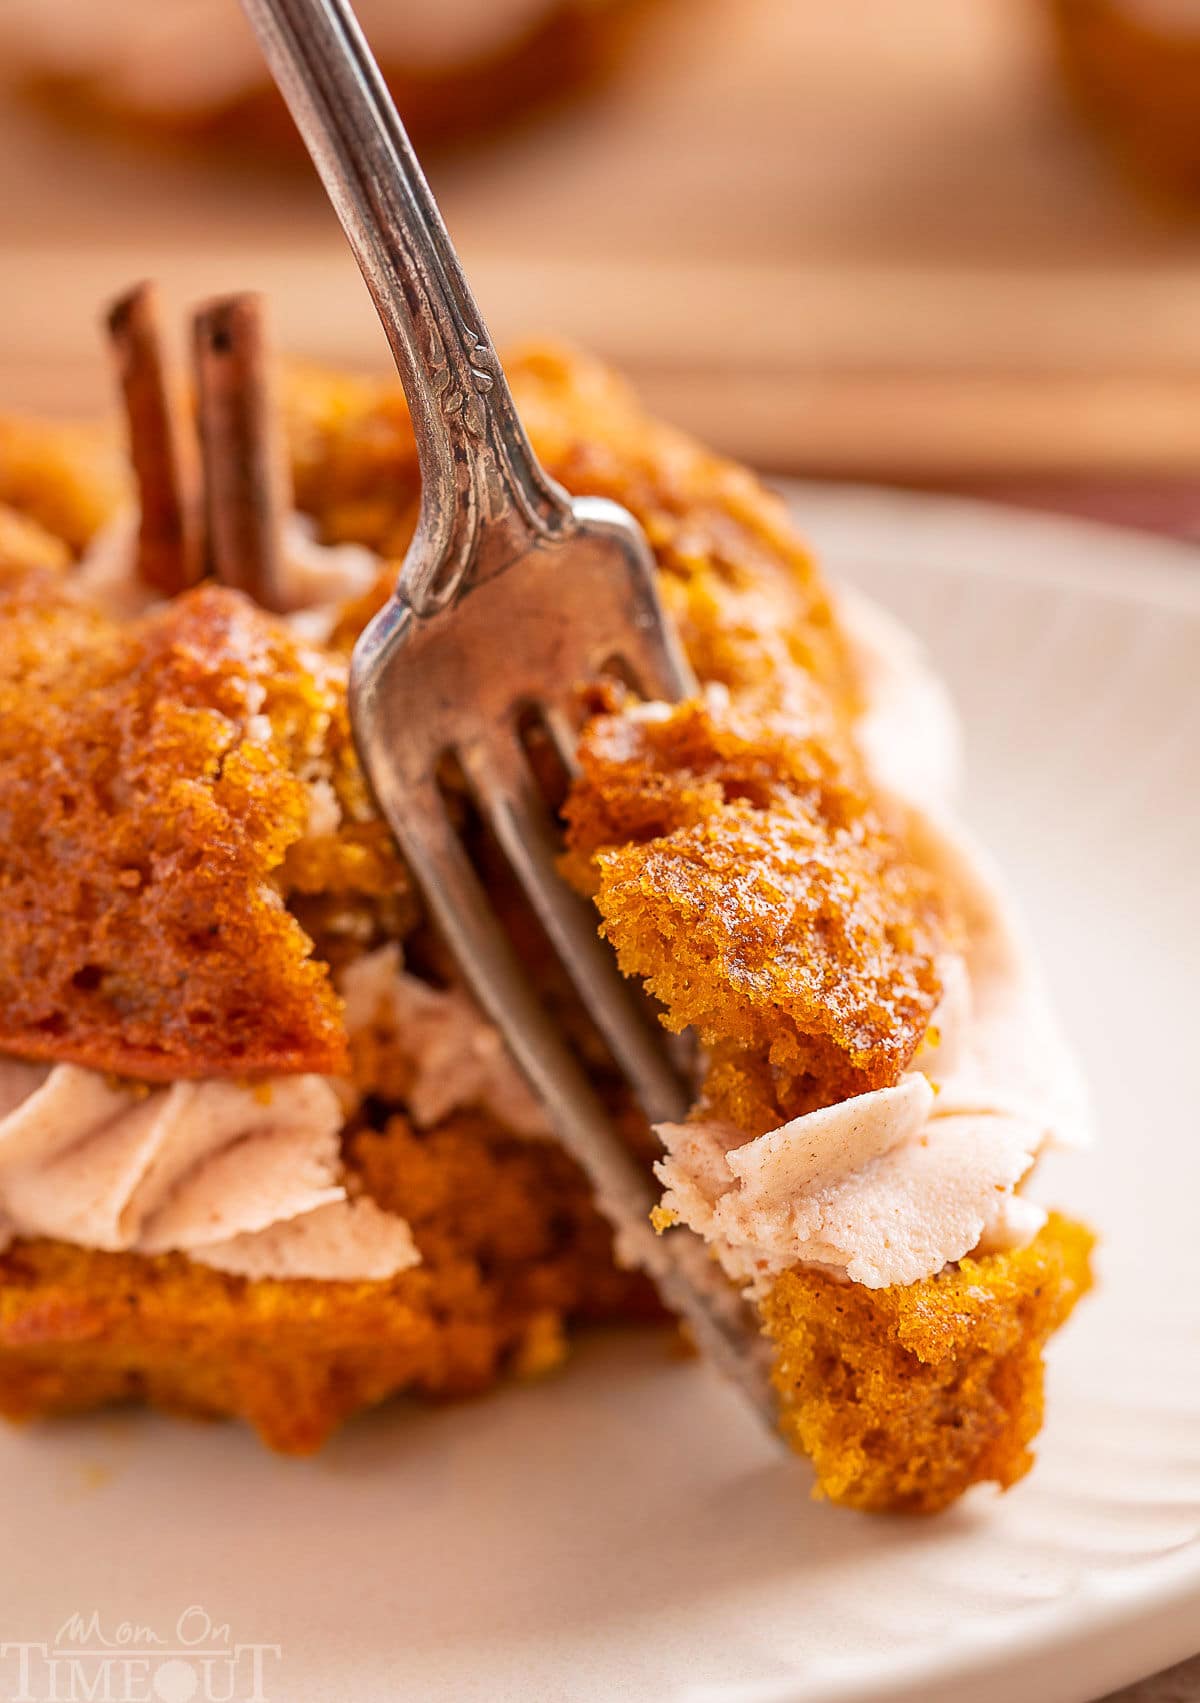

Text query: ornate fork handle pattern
(239, 0), (573, 615)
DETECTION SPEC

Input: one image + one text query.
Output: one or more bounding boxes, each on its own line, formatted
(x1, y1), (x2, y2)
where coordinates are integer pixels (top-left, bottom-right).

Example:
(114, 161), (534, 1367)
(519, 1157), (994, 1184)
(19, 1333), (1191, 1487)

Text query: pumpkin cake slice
(564, 683), (1093, 1511)
(0, 306), (1091, 1504)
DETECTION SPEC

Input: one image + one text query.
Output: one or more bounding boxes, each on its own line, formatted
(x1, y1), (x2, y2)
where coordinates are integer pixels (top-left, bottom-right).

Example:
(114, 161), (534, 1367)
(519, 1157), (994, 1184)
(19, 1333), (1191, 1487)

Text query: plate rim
(776, 478), (1200, 615)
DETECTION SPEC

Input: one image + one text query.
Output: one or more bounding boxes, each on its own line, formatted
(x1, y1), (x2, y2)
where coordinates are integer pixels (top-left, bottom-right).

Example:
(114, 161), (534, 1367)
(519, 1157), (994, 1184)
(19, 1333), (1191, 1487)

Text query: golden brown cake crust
(0, 579), (347, 1079)
(286, 346), (859, 731)
(564, 692), (947, 1126)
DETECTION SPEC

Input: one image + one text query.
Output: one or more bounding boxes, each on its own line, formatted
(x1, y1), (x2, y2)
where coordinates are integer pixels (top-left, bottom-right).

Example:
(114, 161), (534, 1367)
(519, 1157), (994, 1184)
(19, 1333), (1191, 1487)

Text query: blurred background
(4, 0), (1200, 532)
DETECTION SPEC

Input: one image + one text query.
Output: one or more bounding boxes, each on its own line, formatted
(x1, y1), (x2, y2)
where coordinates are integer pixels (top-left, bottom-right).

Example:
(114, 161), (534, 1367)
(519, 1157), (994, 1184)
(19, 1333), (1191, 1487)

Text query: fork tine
(395, 783), (648, 1199)
(383, 779), (774, 1417)
(457, 730), (691, 1128)
(618, 624), (696, 708)
(539, 703), (582, 782)
(569, 498), (696, 706)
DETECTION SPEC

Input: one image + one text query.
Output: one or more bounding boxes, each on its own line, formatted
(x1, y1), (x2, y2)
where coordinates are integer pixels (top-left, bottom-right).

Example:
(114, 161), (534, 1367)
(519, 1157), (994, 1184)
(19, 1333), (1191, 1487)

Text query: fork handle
(239, 0), (572, 615)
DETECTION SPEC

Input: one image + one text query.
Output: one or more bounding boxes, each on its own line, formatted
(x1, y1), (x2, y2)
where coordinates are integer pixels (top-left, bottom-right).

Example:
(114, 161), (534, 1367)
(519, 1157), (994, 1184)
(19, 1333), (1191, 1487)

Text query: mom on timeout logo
(1, 1606), (282, 1703)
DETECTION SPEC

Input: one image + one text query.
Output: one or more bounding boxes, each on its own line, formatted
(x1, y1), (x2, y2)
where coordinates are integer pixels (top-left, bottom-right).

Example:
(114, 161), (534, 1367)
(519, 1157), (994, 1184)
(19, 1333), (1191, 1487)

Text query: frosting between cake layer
(0, 1060), (419, 1280)
(0, 937), (558, 1279)
(77, 508), (379, 636)
(652, 590), (1090, 1291)
(340, 945), (553, 1140)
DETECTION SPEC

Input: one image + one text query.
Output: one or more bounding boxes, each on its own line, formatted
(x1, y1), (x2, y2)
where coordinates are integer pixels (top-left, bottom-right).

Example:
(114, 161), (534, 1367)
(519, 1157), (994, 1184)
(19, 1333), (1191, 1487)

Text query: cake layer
(0, 579), (350, 1078)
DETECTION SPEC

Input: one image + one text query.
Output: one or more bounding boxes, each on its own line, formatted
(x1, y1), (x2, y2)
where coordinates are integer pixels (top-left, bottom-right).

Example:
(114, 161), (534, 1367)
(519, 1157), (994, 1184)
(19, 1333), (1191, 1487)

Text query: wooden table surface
(0, 3), (1195, 1694)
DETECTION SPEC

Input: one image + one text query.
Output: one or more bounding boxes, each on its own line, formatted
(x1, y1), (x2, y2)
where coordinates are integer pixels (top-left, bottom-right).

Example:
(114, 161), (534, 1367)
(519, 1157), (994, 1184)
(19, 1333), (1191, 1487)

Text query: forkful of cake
(236, 0), (779, 1426)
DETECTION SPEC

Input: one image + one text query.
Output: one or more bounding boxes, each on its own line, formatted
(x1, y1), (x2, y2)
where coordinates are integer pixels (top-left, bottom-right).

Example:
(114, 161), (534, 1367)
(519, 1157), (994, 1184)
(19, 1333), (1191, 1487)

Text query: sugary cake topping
(514, 347), (853, 694)
(286, 346), (859, 724)
(0, 1057), (419, 1280)
(564, 686), (947, 1124)
(0, 577), (349, 1080)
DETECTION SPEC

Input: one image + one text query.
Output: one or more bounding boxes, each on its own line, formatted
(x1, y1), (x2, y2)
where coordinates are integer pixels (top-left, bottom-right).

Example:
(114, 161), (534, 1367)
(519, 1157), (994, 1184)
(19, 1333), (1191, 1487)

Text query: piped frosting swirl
(0, 1059), (419, 1279)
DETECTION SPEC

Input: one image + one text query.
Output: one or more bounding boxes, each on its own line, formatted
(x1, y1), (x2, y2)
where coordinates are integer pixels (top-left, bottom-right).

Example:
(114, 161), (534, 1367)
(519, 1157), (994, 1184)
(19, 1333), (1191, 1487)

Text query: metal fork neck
(239, 0), (573, 614)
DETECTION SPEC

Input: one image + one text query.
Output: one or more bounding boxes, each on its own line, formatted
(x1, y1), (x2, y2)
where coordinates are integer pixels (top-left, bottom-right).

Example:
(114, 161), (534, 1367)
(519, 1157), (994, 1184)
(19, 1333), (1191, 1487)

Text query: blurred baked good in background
(1045, 0), (1200, 208)
(0, 0), (649, 151)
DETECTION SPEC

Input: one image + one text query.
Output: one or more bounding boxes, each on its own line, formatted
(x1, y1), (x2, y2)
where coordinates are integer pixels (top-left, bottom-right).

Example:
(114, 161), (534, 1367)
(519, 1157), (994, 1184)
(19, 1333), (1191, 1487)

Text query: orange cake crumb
(565, 692), (947, 1124)
(0, 502), (71, 580)
(762, 1214), (1095, 1512)
(0, 413), (126, 554)
(0, 579), (348, 1078)
(507, 345), (857, 723)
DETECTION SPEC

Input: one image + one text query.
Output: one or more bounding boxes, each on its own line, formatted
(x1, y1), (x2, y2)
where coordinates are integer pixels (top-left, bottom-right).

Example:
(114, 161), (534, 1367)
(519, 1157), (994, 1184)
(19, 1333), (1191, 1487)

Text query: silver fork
(240, 0), (777, 1427)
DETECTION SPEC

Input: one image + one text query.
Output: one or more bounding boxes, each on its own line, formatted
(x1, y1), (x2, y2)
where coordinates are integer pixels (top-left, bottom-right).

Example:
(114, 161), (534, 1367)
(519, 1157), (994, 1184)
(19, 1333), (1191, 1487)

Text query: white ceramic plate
(2, 488), (1197, 1703)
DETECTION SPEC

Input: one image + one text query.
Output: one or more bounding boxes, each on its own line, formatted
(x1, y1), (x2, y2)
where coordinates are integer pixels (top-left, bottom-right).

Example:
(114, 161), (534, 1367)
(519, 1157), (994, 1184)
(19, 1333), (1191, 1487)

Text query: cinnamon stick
(105, 281), (204, 596)
(192, 292), (290, 612)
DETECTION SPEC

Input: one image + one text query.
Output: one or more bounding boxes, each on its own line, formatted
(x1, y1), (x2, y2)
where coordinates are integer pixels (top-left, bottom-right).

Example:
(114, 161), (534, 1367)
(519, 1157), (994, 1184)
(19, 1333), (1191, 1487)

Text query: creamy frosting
(0, 1059), (420, 1280)
(76, 508), (379, 636)
(0, 0), (567, 112)
(0, 942), (550, 1276)
(339, 945), (553, 1139)
(656, 1088), (1044, 1291)
(195, 1196), (417, 1281)
(655, 919), (1060, 1292)
(274, 515), (381, 639)
(837, 586), (962, 809)
(652, 591), (1090, 1291)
